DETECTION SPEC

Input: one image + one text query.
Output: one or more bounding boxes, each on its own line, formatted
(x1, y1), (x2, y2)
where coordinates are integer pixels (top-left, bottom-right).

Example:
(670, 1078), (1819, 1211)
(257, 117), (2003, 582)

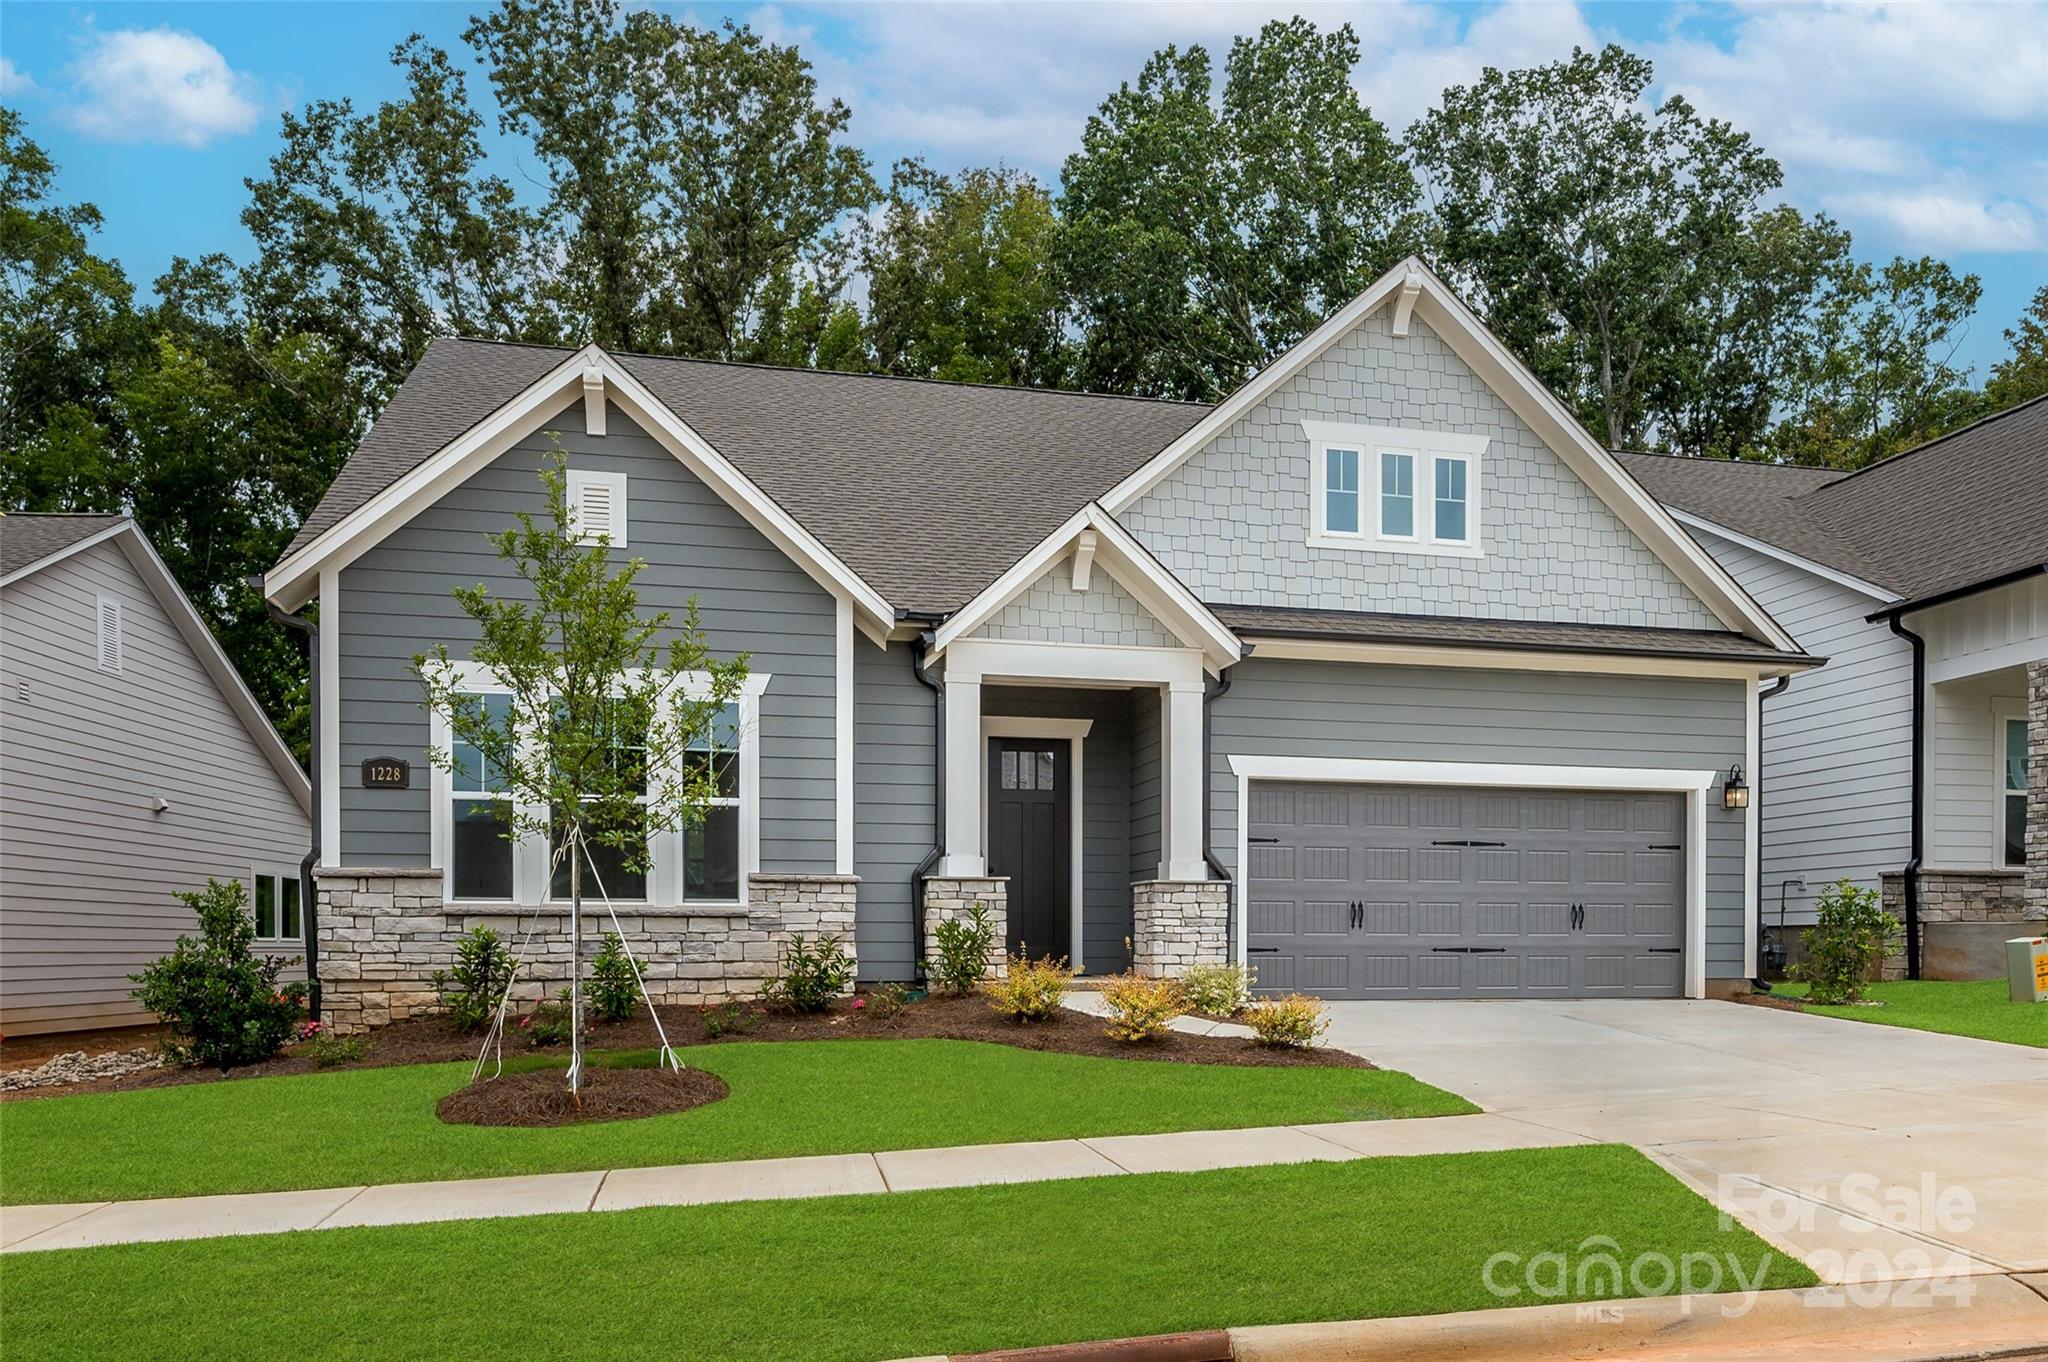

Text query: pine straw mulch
(3, 991), (1369, 1102)
(436, 1065), (729, 1128)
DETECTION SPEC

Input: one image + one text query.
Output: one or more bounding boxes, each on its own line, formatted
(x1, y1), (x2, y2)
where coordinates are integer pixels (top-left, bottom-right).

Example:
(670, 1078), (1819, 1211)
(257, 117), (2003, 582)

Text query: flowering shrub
(1177, 963), (1254, 1016)
(1099, 974), (1184, 1042)
(308, 1033), (372, 1068)
(1245, 994), (1329, 1049)
(762, 933), (855, 1012)
(297, 1020), (327, 1042)
(860, 982), (911, 1023)
(924, 905), (996, 995)
(130, 878), (306, 1070)
(986, 953), (1074, 1022)
(521, 991), (575, 1048)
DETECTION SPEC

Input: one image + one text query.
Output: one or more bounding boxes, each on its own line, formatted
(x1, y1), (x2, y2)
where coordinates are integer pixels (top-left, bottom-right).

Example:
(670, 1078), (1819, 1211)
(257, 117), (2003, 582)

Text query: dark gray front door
(1246, 782), (1685, 999)
(988, 739), (1071, 961)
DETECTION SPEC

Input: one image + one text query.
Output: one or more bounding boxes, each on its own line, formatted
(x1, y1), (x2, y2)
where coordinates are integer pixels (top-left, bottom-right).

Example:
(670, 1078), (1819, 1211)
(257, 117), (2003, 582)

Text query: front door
(988, 738), (1072, 962)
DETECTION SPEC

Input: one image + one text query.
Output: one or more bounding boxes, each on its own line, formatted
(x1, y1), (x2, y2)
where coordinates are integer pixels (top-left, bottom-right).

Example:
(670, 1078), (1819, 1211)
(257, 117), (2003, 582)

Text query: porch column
(1160, 679), (1208, 881)
(938, 675), (985, 876)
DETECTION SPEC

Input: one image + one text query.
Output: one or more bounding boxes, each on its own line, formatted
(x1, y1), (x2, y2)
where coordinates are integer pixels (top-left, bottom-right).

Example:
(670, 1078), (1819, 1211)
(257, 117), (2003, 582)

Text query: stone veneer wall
(314, 868), (857, 1033)
(2029, 661), (2046, 914)
(1881, 869), (2036, 981)
(921, 877), (1008, 979)
(1131, 880), (1229, 978)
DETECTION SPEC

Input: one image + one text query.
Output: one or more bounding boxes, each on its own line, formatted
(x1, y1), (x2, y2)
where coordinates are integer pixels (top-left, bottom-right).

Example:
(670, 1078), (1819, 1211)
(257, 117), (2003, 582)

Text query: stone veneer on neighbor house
(313, 869), (857, 1033)
(1131, 880), (1231, 978)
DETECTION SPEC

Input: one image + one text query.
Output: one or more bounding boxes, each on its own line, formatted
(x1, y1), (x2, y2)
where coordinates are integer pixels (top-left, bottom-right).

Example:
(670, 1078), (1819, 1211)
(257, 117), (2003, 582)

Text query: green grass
(0, 1146), (1814, 1362)
(0, 1038), (1473, 1205)
(1773, 979), (2048, 1048)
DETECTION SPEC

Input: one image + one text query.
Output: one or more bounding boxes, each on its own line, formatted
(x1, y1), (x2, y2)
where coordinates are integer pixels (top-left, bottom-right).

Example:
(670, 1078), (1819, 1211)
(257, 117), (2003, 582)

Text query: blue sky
(4, 1), (2043, 376)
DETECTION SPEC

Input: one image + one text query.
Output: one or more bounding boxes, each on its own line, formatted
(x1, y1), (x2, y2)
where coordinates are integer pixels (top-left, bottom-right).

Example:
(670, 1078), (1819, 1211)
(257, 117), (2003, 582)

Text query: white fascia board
(930, 506), (1091, 654)
(947, 638), (1206, 688)
(1240, 635), (1808, 680)
(1670, 510), (1900, 604)
(1226, 754), (1716, 794)
(0, 520), (134, 588)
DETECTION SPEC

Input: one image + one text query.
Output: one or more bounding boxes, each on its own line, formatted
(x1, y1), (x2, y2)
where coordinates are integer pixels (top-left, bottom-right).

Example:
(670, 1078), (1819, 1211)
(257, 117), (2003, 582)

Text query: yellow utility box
(2007, 937), (2048, 1004)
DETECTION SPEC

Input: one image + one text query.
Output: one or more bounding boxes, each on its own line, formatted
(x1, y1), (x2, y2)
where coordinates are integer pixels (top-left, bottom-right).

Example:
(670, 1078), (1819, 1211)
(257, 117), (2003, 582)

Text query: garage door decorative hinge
(1430, 946), (1508, 954)
(1429, 839), (1507, 847)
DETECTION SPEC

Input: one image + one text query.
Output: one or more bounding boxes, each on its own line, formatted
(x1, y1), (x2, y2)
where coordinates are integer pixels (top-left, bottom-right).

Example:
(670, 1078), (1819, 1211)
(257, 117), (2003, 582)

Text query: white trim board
(982, 716), (1092, 972)
(1099, 257), (1798, 653)
(1226, 755), (1717, 1000)
(1237, 635), (1811, 680)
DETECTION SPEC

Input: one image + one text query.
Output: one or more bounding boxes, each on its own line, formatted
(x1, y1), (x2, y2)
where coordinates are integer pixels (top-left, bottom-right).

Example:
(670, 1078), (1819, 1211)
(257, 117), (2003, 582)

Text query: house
(261, 258), (1822, 1033)
(1, 514), (312, 1036)
(1618, 400), (2048, 980)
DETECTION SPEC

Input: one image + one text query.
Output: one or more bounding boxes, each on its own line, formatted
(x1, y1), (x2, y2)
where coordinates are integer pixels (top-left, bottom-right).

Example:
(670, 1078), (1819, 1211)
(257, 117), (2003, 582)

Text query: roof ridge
(431, 334), (1215, 411)
(1611, 448), (1848, 479)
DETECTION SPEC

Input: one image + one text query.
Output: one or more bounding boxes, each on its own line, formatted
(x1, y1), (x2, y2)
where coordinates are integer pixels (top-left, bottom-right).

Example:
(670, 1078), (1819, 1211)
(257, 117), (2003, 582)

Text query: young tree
(416, 448), (747, 1091)
(1984, 284), (2048, 415)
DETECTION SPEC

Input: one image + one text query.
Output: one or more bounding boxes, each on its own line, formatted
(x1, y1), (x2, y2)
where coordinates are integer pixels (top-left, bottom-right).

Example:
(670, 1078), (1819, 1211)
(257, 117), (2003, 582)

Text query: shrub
(1793, 878), (1900, 1005)
(433, 927), (515, 1033)
(130, 878), (306, 1071)
(858, 981), (912, 1023)
(701, 1000), (754, 1038)
(986, 953), (1074, 1023)
(588, 933), (640, 1023)
(924, 905), (996, 995)
(762, 934), (855, 1012)
(1100, 974), (1184, 1042)
(520, 990), (575, 1048)
(308, 1033), (372, 1068)
(1245, 994), (1329, 1049)
(1178, 963), (1253, 1016)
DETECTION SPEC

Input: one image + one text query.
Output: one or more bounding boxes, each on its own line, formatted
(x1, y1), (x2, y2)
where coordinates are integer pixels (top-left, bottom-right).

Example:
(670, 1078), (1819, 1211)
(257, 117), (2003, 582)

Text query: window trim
(427, 661), (768, 910)
(565, 468), (629, 547)
(1303, 421), (1487, 558)
(1995, 706), (2028, 869)
(249, 865), (303, 946)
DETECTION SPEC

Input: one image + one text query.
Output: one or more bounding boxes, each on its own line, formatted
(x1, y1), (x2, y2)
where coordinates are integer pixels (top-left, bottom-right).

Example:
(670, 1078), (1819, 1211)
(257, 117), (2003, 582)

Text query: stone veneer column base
(921, 877), (1008, 979)
(1131, 879), (1229, 978)
(1881, 869), (2037, 981)
(313, 867), (857, 1035)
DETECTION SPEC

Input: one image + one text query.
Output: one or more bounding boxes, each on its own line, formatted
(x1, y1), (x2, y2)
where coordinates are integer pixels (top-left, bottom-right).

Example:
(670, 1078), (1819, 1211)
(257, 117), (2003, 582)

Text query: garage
(1245, 780), (1688, 999)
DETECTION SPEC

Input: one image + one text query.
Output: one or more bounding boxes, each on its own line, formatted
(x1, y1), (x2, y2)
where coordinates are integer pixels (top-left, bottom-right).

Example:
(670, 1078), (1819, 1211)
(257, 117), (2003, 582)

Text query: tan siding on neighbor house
(1, 540), (309, 1035)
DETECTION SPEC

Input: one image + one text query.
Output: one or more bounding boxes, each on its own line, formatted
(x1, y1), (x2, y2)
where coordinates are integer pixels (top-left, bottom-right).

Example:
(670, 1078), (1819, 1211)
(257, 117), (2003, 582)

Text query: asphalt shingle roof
(1212, 603), (1814, 666)
(0, 513), (128, 578)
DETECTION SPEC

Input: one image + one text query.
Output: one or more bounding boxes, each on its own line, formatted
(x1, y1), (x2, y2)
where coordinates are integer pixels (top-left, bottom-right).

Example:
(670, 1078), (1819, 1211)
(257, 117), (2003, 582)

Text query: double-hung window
(1304, 422), (1486, 556)
(549, 700), (649, 903)
(252, 868), (302, 945)
(2002, 715), (2029, 867)
(429, 664), (767, 908)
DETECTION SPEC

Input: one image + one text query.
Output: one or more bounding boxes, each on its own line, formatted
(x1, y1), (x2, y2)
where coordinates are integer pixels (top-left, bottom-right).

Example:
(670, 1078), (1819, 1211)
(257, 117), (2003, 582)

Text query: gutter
(1884, 613), (1926, 981)
(908, 634), (945, 986)
(261, 587), (323, 1020)
(1201, 653), (1246, 952)
(1751, 673), (1792, 993)
(1866, 562), (2048, 621)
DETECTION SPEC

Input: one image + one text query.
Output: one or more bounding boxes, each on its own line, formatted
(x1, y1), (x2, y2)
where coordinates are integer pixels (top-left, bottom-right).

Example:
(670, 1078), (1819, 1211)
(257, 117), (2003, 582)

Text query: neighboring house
(263, 258), (1820, 1033)
(1, 514), (313, 1036)
(1618, 398), (2048, 980)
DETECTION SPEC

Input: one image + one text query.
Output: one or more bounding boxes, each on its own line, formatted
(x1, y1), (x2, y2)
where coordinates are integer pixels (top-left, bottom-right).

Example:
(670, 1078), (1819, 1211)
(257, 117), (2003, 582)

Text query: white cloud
(0, 56), (37, 98)
(1826, 190), (2043, 254)
(63, 28), (261, 148)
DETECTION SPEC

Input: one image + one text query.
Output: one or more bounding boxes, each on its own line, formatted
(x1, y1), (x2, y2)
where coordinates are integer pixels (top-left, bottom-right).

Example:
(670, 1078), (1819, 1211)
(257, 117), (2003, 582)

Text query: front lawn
(1, 1146), (1814, 1362)
(0, 1039), (1473, 1205)
(1770, 979), (2048, 1048)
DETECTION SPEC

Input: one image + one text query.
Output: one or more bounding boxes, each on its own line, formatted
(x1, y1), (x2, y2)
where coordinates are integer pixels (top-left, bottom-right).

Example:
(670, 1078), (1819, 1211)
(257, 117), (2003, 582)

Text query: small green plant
(1793, 878), (1901, 1005)
(1245, 994), (1329, 1049)
(924, 905), (996, 995)
(1178, 963), (1254, 1016)
(700, 1000), (755, 1038)
(588, 933), (640, 1023)
(130, 878), (306, 1071)
(986, 953), (1074, 1023)
(308, 1033), (372, 1068)
(520, 990), (575, 1048)
(1100, 974), (1184, 1041)
(762, 934), (855, 1012)
(433, 926), (516, 1033)
(857, 981), (912, 1023)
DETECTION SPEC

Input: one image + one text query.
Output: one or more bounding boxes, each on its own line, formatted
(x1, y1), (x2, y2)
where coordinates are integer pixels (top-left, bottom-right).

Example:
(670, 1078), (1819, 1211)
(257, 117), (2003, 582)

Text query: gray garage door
(1246, 782), (1685, 999)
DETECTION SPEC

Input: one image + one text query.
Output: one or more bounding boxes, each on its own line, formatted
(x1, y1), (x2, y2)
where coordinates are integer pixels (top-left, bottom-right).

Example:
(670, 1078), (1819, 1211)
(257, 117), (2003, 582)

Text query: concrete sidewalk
(0, 1110), (1585, 1255)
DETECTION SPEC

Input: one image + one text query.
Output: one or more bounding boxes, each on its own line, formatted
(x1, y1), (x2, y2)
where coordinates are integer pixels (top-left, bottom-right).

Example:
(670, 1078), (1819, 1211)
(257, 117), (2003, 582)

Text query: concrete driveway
(1322, 998), (2048, 1282)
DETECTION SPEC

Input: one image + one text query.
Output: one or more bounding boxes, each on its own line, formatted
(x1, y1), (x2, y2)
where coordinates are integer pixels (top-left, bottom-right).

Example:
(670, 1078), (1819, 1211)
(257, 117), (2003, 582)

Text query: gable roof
(282, 338), (1208, 615)
(2, 514), (312, 813)
(1614, 395), (2048, 612)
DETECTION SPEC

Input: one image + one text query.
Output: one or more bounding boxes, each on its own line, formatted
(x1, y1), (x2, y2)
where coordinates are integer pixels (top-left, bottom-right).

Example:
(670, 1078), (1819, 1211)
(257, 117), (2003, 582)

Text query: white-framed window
(95, 594), (123, 673)
(1304, 421), (1487, 557)
(2000, 712), (2029, 867)
(566, 469), (628, 546)
(427, 662), (767, 907)
(252, 867), (302, 945)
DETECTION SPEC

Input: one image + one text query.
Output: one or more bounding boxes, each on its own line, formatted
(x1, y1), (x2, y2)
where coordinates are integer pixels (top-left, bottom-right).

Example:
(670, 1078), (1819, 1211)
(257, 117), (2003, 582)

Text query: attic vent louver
(566, 470), (628, 547)
(95, 595), (123, 673)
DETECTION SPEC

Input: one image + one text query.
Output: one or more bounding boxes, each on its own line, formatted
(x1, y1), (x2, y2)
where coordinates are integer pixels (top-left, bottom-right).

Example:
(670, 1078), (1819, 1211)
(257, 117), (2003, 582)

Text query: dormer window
(1304, 421), (1486, 558)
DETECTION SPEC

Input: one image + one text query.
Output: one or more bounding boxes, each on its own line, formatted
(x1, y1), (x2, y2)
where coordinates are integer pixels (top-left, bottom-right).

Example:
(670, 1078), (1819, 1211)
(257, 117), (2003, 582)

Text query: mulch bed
(437, 1065), (728, 1128)
(1731, 991), (1811, 1014)
(3, 990), (1368, 1101)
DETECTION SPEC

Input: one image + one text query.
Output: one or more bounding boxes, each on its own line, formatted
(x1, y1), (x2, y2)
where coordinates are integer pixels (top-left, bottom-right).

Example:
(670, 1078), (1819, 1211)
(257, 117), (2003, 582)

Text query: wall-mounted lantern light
(1722, 764), (1749, 810)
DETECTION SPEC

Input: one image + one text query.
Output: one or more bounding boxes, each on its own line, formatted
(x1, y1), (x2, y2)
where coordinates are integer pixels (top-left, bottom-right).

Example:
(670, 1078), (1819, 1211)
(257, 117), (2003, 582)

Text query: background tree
(1059, 17), (1419, 400)
(416, 448), (746, 1091)
(1984, 284), (2048, 414)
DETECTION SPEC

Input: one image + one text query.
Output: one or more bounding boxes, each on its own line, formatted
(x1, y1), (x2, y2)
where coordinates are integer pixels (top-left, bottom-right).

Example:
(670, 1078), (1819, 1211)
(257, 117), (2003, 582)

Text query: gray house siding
(853, 641), (934, 981)
(1207, 658), (1751, 979)
(975, 562), (1180, 648)
(1, 540), (309, 1034)
(1129, 687), (1162, 887)
(335, 401), (837, 875)
(1695, 529), (1913, 923)
(1122, 311), (1721, 630)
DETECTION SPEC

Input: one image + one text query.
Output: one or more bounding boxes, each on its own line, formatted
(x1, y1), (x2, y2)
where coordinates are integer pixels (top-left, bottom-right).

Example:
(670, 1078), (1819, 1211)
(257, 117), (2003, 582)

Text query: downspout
(1202, 652), (1246, 953)
(908, 634), (944, 986)
(262, 591), (322, 1020)
(1887, 614), (1926, 981)
(1751, 673), (1792, 993)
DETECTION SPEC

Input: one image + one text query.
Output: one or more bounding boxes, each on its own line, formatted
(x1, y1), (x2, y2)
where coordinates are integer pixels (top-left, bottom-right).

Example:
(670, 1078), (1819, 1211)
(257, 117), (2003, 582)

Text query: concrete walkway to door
(1321, 998), (2048, 1281)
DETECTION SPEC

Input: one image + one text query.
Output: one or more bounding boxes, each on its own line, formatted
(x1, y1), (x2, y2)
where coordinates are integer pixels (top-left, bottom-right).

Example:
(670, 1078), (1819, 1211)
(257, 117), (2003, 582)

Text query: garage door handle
(1570, 903), (1583, 931)
(1351, 901), (1363, 930)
